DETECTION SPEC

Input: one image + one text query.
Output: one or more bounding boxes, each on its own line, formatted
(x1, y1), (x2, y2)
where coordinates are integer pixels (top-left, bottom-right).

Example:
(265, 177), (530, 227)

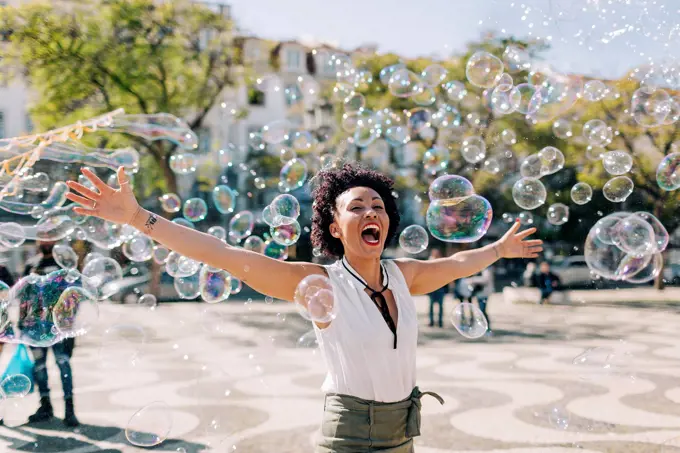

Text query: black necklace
(342, 258), (397, 349)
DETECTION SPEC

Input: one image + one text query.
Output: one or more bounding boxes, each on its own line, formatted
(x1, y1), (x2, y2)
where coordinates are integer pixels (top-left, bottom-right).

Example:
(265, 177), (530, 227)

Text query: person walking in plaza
(467, 266), (495, 334)
(23, 241), (80, 427)
(65, 163), (542, 451)
(537, 261), (561, 305)
(426, 249), (448, 328)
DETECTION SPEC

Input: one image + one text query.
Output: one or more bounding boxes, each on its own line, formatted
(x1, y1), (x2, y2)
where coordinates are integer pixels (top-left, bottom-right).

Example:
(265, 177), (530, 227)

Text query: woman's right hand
(65, 166), (140, 225)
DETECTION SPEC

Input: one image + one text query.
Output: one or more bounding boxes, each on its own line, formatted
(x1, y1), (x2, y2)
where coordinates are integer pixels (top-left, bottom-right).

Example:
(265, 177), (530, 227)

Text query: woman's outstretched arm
(66, 166), (324, 302)
(396, 220), (543, 296)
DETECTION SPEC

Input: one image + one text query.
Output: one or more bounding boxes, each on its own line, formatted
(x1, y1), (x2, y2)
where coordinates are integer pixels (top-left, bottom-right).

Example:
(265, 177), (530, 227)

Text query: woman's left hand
(497, 220), (543, 259)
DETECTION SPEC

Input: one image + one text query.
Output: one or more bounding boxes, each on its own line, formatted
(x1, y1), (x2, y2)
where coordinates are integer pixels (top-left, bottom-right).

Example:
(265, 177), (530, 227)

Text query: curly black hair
(311, 161), (400, 258)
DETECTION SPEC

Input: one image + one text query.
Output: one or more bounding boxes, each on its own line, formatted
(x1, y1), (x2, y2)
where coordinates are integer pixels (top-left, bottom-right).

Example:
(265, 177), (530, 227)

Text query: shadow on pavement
(0, 420), (209, 452)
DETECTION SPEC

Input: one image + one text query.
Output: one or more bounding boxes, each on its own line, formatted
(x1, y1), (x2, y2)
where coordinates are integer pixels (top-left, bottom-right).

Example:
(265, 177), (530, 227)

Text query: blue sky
(215, 0), (678, 79)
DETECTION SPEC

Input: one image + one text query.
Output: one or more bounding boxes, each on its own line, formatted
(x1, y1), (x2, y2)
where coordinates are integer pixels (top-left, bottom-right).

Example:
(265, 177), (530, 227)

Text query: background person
(23, 241), (80, 427)
(537, 261), (561, 304)
(427, 249), (448, 328)
(467, 266), (495, 334)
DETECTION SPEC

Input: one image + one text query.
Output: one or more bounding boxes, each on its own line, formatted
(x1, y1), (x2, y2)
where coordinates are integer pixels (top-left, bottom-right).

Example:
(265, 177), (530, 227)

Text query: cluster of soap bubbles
(426, 175), (492, 243)
(585, 211), (669, 283)
(1, 267), (99, 347)
(261, 194), (302, 247)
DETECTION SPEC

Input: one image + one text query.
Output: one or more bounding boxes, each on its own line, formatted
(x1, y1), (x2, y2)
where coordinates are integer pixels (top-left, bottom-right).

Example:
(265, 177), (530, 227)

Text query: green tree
(1, 0), (238, 195)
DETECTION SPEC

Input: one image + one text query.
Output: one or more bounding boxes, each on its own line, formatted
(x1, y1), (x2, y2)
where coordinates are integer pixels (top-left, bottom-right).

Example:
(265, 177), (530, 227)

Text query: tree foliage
(1, 0), (238, 195)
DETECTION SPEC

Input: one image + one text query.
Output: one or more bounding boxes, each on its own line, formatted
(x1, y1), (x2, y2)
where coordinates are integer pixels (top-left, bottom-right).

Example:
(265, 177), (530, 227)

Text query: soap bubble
(537, 146), (565, 176)
(138, 294), (157, 308)
(122, 235), (154, 262)
(212, 185), (236, 214)
(271, 221), (301, 246)
(1, 374), (32, 398)
(53, 244), (79, 269)
(280, 158), (308, 192)
(229, 211), (254, 241)
(399, 225), (429, 254)
(165, 252), (200, 278)
(460, 136), (486, 164)
(243, 236), (265, 254)
(603, 176), (634, 202)
(583, 119), (612, 147)
(423, 147), (449, 175)
(612, 215), (655, 257)
(174, 273), (201, 300)
(426, 195), (493, 243)
(428, 175), (475, 201)
(82, 257), (123, 300)
(261, 120), (290, 145)
(207, 226), (226, 241)
(466, 51), (503, 88)
(548, 406), (571, 430)
(552, 117), (573, 139)
(512, 177), (547, 210)
(152, 245), (170, 264)
(294, 275), (336, 323)
(520, 154), (543, 178)
(353, 109), (380, 147)
(603, 150), (633, 175)
(570, 182), (593, 205)
(183, 198), (208, 222)
(125, 401), (172, 447)
(626, 252), (663, 284)
(264, 239), (288, 260)
(510, 83), (542, 114)
(656, 153), (680, 191)
(490, 83), (520, 115)
(270, 194), (300, 226)
(634, 211), (669, 253)
(518, 211), (534, 226)
(53, 286), (99, 337)
(631, 86), (671, 127)
(421, 64), (448, 87)
(172, 218), (194, 229)
(501, 213), (515, 224)
(199, 265), (232, 304)
(230, 278), (243, 295)
(0, 223), (25, 248)
(388, 68), (423, 98)
(159, 193), (181, 213)
(585, 214), (653, 281)
(450, 303), (488, 338)
(547, 203), (569, 226)
(169, 153), (197, 174)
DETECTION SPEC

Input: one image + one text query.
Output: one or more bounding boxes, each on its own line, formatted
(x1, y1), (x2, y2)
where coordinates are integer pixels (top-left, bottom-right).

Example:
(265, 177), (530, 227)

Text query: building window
(247, 86), (265, 106)
(318, 52), (335, 76)
(284, 84), (302, 106)
(286, 49), (301, 71)
(0, 112), (5, 139)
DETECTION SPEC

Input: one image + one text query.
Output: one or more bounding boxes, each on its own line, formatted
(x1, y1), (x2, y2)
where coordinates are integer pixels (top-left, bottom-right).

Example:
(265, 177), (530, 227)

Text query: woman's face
(331, 186), (390, 259)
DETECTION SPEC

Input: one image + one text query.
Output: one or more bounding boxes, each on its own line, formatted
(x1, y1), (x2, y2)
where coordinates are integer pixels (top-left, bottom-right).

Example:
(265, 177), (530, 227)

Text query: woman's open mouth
(361, 223), (381, 246)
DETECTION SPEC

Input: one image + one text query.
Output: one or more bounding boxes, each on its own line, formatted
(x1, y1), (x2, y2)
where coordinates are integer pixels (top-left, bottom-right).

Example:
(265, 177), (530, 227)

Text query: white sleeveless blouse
(313, 258), (418, 403)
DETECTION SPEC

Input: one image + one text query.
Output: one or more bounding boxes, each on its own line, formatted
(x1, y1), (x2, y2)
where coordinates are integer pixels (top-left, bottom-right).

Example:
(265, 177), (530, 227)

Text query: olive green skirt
(316, 386), (444, 453)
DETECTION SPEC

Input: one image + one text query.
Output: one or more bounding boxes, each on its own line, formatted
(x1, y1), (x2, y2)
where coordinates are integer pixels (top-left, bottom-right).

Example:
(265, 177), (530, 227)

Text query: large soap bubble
(426, 195), (492, 243)
(270, 194), (300, 226)
(450, 303), (488, 339)
(570, 182), (593, 205)
(212, 185), (236, 214)
(656, 153), (680, 191)
(603, 176), (634, 203)
(81, 257), (123, 300)
(466, 51), (504, 88)
(428, 175), (475, 201)
(125, 401), (173, 447)
(512, 177), (547, 210)
(399, 225), (429, 254)
(294, 275), (336, 323)
(585, 213), (654, 281)
(9, 269), (95, 346)
(199, 265), (232, 304)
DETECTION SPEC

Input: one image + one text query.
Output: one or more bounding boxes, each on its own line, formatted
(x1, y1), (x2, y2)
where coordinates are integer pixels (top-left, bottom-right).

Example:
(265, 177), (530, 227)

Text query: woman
(65, 163), (542, 452)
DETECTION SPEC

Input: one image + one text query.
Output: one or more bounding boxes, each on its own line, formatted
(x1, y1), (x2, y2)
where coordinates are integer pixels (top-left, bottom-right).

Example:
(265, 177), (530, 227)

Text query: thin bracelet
(127, 205), (143, 226)
(493, 244), (500, 259)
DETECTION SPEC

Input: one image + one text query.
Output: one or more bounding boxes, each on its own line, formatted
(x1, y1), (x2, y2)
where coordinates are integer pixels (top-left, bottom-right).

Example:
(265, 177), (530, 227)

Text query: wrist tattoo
(144, 213), (158, 231)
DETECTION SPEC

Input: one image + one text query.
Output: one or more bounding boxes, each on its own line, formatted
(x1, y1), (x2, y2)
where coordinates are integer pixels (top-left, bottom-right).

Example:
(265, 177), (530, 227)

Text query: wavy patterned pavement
(0, 297), (679, 452)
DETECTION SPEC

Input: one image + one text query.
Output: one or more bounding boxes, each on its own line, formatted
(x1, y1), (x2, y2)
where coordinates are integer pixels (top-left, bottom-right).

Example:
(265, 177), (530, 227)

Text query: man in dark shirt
(427, 249), (448, 327)
(537, 261), (561, 304)
(24, 241), (79, 427)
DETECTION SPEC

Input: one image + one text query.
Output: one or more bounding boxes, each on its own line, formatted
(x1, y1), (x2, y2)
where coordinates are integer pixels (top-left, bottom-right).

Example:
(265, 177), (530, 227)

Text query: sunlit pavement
(1, 295), (680, 452)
